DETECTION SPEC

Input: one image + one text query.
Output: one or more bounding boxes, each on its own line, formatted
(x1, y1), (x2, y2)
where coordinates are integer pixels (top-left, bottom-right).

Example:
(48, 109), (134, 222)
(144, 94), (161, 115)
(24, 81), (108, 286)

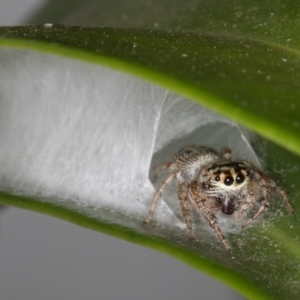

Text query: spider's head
(200, 161), (251, 212)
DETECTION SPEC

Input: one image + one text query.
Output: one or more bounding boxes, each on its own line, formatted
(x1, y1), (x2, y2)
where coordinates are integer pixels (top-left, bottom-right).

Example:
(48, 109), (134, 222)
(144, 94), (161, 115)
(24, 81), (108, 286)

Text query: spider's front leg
(235, 171), (275, 227)
(237, 177), (294, 228)
(189, 181), (231, 251)
(241, 195), (269, 228)
(239, 178), (271, 228)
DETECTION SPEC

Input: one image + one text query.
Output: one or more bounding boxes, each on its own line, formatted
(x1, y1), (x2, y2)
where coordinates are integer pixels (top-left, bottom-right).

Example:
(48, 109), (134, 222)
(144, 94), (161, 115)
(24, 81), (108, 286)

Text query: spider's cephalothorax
(200, 161), (251, 215)
(144, 146), (293, 251)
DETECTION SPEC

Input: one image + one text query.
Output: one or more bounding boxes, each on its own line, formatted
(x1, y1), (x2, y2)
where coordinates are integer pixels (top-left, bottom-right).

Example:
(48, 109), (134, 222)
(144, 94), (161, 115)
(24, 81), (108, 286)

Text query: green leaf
(1, 1), (300, 299)
(1, 25), (300, 154)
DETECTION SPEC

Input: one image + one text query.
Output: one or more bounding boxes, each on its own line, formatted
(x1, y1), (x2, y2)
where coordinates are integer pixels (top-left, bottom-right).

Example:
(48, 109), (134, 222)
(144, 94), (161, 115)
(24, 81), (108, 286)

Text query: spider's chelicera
(144, 146), (294, 250)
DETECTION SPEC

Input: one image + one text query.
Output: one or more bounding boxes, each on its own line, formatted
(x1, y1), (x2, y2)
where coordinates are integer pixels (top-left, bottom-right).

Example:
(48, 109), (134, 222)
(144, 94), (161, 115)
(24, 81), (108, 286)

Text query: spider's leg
(151, 161), (173, 182)
(144, 172), (175, 224)
(189, 181), (231, 251)
(242, 202), (269, 228)
(243, 182), (294, 228)
(273, 184), (294, 215)
(220, 148), (232, 161)
(178, 183), (194, 239)
(199, 202), (231, 251)
(242, 186), (270, 228)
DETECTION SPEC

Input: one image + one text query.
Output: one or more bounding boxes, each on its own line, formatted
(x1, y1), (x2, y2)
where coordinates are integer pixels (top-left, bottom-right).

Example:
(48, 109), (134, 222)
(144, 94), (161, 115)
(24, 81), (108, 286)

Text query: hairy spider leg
(189, 181), (231, 251)
(151, 161), (173, 182)
(240, 175), (293, 228)
(220, 148), (232, 161)
(273, 184), (294, 215)
(144, 172), (175, 224)
(240, 174), (271, 227)
(177, 183), (194, 239)
(238, 178), (294, 228)
(242, 196), (269, 228)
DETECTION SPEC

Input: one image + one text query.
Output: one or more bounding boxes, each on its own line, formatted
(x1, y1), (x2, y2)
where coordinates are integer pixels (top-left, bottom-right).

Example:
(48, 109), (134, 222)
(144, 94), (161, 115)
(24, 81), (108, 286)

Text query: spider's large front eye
(236, 173), (245, 184)
(215, 175), (220, 181)
(224, 176), (234, 186)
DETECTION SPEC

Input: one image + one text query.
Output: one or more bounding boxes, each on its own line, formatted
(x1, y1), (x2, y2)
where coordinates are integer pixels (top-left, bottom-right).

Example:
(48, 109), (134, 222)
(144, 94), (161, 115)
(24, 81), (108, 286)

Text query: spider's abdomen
(173, 146), (221, 181)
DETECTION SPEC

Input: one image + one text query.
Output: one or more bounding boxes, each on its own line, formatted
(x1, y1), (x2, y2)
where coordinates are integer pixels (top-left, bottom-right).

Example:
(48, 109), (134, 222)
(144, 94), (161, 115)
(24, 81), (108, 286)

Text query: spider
(144, 146), (294, 250)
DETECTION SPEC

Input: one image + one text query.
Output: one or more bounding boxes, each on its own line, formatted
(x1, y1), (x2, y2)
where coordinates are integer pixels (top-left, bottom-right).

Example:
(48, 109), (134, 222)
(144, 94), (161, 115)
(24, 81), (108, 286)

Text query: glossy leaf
(1, 25), (300, 154)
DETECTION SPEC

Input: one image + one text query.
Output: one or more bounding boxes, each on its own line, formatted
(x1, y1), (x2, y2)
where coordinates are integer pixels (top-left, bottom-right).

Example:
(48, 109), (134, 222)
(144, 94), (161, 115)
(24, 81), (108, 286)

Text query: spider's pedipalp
(234, 192), (255, 221)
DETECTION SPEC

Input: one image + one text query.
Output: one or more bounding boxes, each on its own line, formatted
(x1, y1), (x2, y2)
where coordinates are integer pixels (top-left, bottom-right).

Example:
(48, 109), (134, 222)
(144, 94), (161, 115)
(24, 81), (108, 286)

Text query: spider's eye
(236, 173), (245, 184)
(224, 176), (234, 186)
(215, 176), (220, 181)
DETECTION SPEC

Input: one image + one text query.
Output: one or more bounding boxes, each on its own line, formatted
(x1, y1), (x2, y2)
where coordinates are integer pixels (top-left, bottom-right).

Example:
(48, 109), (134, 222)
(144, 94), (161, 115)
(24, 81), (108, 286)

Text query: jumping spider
(144, 146), (293, 250)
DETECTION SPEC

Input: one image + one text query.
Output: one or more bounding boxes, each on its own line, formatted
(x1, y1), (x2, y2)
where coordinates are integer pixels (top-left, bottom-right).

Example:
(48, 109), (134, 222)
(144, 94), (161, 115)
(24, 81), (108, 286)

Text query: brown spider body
(144, 146), (293, 250)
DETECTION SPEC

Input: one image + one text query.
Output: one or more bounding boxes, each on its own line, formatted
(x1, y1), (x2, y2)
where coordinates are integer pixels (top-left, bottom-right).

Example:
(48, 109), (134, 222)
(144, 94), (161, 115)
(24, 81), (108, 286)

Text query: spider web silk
(0, 49), (260, 227)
